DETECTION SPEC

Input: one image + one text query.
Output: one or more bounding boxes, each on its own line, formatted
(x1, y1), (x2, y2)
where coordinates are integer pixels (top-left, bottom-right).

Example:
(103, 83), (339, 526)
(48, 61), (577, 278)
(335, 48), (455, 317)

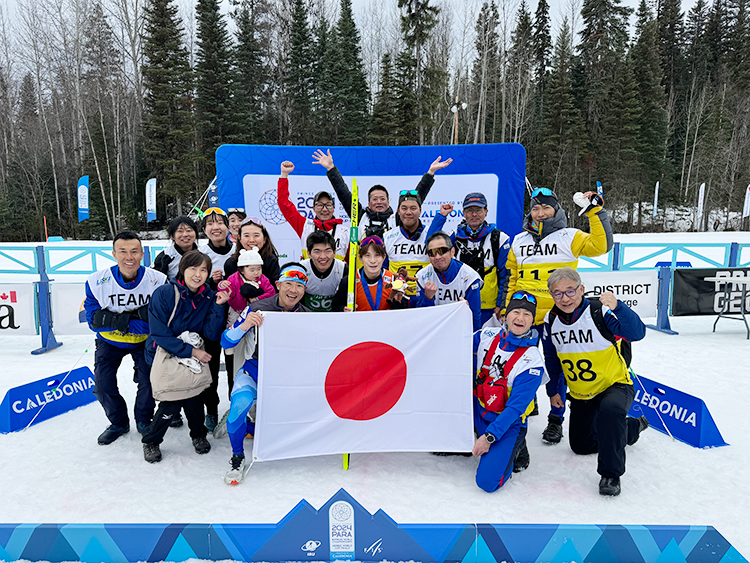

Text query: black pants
(568, 383), (642, 478)
(142, 395), (207, 445)
(201, 338), (222, 417)
(93, 339), (154, 427)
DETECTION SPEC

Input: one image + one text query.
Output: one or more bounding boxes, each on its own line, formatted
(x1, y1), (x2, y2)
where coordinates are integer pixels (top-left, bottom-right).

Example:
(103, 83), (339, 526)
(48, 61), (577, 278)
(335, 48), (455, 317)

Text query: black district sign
(672, 267), (750, 316)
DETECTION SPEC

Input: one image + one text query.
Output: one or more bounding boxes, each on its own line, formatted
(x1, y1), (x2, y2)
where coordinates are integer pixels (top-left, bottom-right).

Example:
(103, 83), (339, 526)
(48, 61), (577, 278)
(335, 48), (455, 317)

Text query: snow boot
(169, 414), (184, 428)
(143, 442), (162, 463)
(512, 438), (530, 473)
(542, 414), (564, 444)
(599, 476), (621, 496)
(136, 421), (151, 436)
(192, 436), (211, 455)
(98, 423), (130, 445)
(224, 454), (246, 485)
(204, 414), (218, 433)
(628, 415), (649, 445)
(213, 409), (230, 439)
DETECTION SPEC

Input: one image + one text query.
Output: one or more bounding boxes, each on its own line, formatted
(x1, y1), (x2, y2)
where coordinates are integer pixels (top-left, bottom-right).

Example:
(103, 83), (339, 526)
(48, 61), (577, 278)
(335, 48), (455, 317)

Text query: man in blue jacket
(414, 232), (483, 332)
(84, 232), (167, 445)
(427, 193), (511, 325)
(472, 291), (547, 491)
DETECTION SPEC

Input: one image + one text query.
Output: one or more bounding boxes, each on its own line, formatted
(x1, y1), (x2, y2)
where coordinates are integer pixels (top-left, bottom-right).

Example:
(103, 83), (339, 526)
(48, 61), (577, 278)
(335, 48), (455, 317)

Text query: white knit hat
(238, 247), (263, 267)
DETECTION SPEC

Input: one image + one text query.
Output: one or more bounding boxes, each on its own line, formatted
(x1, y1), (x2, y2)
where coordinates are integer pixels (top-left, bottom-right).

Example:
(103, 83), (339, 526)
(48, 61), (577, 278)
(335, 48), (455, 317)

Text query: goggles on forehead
(203, 207), (227, 216)
(510, 291), (537, 304)
(531, 187), (555, 198)
(227, 208), (245, 213)
(278, 267), (308, 287)
(360, 236), (384, 246)
(241, 216), (264, 226)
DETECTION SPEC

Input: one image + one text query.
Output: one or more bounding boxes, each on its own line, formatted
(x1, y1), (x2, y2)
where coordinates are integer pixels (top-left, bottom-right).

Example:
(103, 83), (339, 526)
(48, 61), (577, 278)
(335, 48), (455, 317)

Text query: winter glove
(132, 305), (149, 323)
(573, 191), (604, 216)
(240, 282), (264, 300)
(153, 252), (173, 275)
(91, 309), (131, 333)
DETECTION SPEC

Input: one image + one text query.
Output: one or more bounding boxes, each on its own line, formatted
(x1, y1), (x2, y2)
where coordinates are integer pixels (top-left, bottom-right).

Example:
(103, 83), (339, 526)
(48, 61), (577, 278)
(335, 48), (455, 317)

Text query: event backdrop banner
(672, 268), (750, 316)
(215, 144), (526, 264)
(255, 302), (475, 462)
(77, 176), (89, 223)
(0, 284), (36, 336)
(580, 270), (658, 318)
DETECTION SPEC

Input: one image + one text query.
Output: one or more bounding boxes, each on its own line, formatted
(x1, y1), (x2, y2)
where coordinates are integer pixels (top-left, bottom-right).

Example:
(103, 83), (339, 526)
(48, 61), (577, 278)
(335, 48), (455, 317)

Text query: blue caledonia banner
(0, 488), (745, 563)
(629, 373), (727, 448)
(215, 144), (526, 264)
(146, 178), (157, 222)
(77, 176), (89, 222)
(0, 367), (96, 433)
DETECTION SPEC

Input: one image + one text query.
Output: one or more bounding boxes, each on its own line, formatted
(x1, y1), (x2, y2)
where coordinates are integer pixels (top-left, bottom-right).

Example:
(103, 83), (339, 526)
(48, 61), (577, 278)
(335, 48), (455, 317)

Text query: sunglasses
(360, 236), (384, 246)
(427, 246), (451, 258)
(551, 285), (580, 299)
(531, 187), (555, 198)
(227, 207), (245, 214)
(399, 190), (418, 196)
(510, 291), (537, 304)
(203, 207), (227, 216)
(241, 216), (263, 226)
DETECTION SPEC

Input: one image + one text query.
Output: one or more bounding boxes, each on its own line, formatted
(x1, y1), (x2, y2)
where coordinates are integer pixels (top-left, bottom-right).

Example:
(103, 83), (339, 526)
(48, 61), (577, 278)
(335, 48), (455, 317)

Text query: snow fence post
(645, 266), (678, 335)
(31, 245), (62, 355)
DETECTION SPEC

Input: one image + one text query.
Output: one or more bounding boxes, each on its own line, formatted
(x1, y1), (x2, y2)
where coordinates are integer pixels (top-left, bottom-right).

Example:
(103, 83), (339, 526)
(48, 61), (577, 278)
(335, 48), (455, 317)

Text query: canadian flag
(0, 291), (17, 303)
(254, 302), (475, 462)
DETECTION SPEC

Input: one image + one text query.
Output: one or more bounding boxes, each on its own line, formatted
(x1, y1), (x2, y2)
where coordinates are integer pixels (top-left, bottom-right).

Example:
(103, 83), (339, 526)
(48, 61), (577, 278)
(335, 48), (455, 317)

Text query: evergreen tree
(142, 0), (195, 213)
(705, 0), (732, 80)
(728, 0), (750, 90)
(656, 0), (684, 96)
(329, 0), (370, 145)
(370, 53), (400, 145)
(284, 0), (315, 144)
(393, 50), (419, 145)
(195, 0), (234, 182)
(311, 18), (337, 145)
(685, 0), (711, 77)
(578, 0), (632, 146)
(398, 0), (440, 144)
(507, 0), (534, 144)
(632, 1), (669, 189)
(540, 19), (588, 203)
(532, 0), (551, 93)
(232, 0), (269, 144)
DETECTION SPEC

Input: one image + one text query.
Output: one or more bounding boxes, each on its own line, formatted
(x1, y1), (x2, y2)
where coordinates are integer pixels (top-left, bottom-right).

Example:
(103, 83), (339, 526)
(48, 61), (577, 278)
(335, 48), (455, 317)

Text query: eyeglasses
(314, 202), (334, 209)
(551, 285), (580, 299)
(203, 207), (227, 216)
(510, 291), (537, 304)
(241, 216), (263, 226)
(399, 190), (418, 196)
(360, 236), (384, 246)
(531, 187), (555, 198)
(427, 246), (451, 258)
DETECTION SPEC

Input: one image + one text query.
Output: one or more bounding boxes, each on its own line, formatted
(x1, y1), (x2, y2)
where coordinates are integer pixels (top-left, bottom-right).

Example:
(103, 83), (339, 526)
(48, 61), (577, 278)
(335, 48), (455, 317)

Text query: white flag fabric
(652, 181), (659, 218)
(253, 301), (475, 462)
(743, 184), (750, 219)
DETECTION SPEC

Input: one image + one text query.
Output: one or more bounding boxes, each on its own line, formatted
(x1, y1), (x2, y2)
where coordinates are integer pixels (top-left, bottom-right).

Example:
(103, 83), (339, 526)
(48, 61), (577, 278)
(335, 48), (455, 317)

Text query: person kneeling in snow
(219, 263), (311, 485)
(472, 291), (547, 492)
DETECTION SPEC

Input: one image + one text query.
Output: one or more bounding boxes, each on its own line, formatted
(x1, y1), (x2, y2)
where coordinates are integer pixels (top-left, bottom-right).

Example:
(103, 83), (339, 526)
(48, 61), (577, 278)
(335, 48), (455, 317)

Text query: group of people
(83, 150), (648, 494)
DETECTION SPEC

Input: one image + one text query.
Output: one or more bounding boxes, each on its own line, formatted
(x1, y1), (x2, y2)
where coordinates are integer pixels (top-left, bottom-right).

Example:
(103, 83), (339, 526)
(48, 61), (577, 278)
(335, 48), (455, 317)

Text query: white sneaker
(224, 454), (246, 485)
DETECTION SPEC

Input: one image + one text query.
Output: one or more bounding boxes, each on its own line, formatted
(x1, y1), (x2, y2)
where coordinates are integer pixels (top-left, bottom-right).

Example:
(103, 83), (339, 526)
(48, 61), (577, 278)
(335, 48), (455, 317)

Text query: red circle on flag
(325, 342), (407, 421)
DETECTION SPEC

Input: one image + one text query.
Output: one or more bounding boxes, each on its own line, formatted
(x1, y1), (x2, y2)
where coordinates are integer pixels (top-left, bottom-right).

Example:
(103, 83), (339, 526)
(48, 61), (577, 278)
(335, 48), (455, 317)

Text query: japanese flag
(253, 302), (475, 462)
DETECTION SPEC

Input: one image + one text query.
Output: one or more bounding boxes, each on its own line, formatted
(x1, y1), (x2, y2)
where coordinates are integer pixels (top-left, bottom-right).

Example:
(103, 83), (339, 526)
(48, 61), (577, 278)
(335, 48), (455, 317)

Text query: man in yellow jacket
(505, 187), (613, 444)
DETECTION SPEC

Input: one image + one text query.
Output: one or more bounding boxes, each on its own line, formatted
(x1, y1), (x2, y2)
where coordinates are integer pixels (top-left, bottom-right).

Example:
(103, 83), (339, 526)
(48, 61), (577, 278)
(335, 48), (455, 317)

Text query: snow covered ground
(1, 311), (749, 559)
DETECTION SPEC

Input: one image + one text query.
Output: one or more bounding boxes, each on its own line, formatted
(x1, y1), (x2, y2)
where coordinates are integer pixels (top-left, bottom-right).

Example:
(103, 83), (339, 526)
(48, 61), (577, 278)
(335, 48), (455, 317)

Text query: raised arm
(313, 149), (363, 220)
(277, 161), (307, 236)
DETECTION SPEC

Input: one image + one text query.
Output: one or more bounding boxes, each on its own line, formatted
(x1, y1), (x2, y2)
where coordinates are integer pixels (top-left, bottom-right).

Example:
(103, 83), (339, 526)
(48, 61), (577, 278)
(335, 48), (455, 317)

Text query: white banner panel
(0, 284), (37, 336)
(51, 283), (90, 335)
(254, 302), (475, 462)
(580, 270), (658, 318)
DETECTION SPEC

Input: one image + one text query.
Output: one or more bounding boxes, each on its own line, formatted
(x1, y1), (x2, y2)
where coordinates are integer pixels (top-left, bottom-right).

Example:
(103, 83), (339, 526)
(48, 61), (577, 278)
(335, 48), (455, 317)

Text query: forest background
(0, 0), (747, 241)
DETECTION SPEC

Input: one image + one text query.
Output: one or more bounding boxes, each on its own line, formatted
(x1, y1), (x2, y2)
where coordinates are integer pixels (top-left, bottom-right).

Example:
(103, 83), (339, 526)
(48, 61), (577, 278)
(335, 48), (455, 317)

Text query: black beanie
(506, 292), (537, 317)
(530, 193), (559, 210)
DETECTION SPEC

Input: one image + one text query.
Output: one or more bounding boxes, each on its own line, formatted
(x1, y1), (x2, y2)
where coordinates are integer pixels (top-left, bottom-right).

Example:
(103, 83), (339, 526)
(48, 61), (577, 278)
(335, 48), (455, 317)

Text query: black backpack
(456, 228), (501, 279)
(586, 296), (632, 367)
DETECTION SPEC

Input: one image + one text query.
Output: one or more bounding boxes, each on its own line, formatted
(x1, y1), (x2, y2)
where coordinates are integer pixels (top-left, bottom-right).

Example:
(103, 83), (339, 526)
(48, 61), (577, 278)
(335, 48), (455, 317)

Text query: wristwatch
(484, 432), (496, 444)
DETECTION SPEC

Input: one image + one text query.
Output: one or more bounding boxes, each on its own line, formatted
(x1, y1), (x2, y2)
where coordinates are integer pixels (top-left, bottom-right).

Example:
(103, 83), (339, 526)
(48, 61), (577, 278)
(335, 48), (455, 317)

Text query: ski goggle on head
(241, 216), (264, 226)
(530, 187), (556, 198)
(278, 266), (308, 287)
(360, 236), (384, 247)
(510, 291), (537, 304)
(203, 207), (227, 216)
